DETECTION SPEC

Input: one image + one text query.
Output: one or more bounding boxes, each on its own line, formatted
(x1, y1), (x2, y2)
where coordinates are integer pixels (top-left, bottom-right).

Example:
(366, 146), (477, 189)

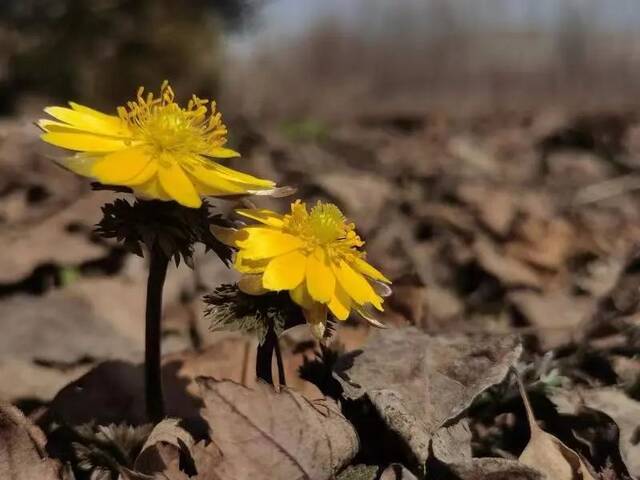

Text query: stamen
(116, 82), (228, 158)
(281, 200), (364, 257)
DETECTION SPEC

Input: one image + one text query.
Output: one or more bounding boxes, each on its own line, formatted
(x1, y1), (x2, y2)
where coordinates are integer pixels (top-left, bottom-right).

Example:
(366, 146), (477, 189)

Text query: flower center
(309, 203), (345, 244)
(118, 81), (227, 160)
(284, 201), (364, 257)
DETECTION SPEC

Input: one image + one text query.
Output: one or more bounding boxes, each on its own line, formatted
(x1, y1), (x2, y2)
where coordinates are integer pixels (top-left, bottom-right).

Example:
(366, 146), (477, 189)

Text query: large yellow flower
(219, 200), (391, 338)
(38, 82), (275, 208)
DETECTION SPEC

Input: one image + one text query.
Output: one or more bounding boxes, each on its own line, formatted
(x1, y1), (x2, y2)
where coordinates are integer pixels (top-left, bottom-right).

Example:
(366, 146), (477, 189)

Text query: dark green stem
(145, 245), (169, 423)
(274, 336), (286, 386)
(256, 323), (286, 386)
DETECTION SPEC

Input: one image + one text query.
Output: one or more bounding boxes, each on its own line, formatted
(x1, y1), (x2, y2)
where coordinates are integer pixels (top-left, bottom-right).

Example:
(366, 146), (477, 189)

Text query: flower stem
(256, 323), (285, 386)
(145, 245), (169, 423)
(274, 336), (286, 386)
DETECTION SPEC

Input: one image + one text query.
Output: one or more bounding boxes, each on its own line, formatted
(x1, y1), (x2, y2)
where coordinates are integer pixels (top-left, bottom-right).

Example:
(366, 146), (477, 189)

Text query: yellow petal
(290, 283), (314, 310)
(262, 250), (307, 291)
(235, 208), (284, 228)
(328, 282), (351, 321)
(235, 227), (304, 260)
(185, 162), (248, 194)
(207, 161), (275, 188)
(69, 101), (119, 121)
(238, 274), (268, 295)
(44, 106), (128, 137)
(39, 119), (108, 135)
(41, 131), (128, 152)
(38, 120), (130, 146)
(206, 147), (241, 158)
(158, 163), (202, 208)
(59, 153), (101, 177)
(352, 257), (391, 283)
(91, 147), (152, 185)
(234, 251), (270, 274)
(333, 260), (383, 310)
(134, 177), (172, 201)
(127, 161), (158, 186)
(306, 248), (335, 303)
(188, 177), (235, 197)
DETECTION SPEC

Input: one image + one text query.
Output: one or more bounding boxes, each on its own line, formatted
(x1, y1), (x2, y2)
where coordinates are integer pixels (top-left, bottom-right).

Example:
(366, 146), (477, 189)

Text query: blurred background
(3, 0), (640, 412)
(3, 0), (640, 115)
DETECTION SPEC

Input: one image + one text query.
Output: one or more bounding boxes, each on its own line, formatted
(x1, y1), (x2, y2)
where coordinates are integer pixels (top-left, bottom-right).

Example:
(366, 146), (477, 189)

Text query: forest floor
(1, 106), (640, 479)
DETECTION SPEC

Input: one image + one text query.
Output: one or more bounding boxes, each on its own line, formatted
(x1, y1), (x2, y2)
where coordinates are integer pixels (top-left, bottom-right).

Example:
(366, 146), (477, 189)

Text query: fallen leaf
(380, 464), (418, 480)
(423, 285), (464, 325)
(457, 183), (517, 237)
(198, 377), (358, 480)
(385, 274), (426, 325)
(509, 290), (596, 350)
(45, 333), (329, 429)
(336, 464), (379, 480)
(136, 440), (224, 480)
(440, 458), (544, 480)
(552, 387), (640, 478)
(0, 357), (92, 404)
(314, 171), (391, 233)
(516, 374), (597, 480)
(506, 217), (573, 271)
(431, 419), (472, 464)
(414, 203), (477, 236)
(0, 193), (109, 283)
(448, 136), (500, 175)
(134, 418), (194, 475)
(0, 290), (141, 365)
(0, 402), (65, 480)
(333, 327), (521, 468)
(473, 237), (543, 289)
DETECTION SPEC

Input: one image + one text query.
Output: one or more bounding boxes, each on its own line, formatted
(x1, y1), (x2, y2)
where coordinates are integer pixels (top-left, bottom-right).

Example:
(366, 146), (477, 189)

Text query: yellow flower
(218, 200), (391, 338)
(38, 81), (275, 208)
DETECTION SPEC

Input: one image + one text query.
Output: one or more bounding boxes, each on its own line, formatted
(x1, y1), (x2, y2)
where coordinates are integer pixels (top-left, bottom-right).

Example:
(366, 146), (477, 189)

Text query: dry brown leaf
(333, 327), (521, 468)
(45, 334), (327, 429)
(133, 441), (224, 480)
(516, 375), (597, 480)
(456, 183), (517, 237)
(414, 203), (477, 235)
(380, 464), (418, 480)
(0, 402), (65, 480)
(473, 237), (543, 289)
(385, 274), (426, 325)
(552, 387), (640, 478)
(431, 419), (472, 464)
(336, 464), (379, 480)
(0, 192), (109, 282)
(134, 419), (194, 475)
(442, 458), (544, 480)
(0, 290), (141, 365)
(423, 285), (464, 325)
(448, 136), (500, 175)
(506, 217), (574, 271)
(314, 171), (391, 233)
(0, 357), (92, 404)
(186, 441), (225, 480)
(197, 377), (358, 480)
(509, 290), (596, 350)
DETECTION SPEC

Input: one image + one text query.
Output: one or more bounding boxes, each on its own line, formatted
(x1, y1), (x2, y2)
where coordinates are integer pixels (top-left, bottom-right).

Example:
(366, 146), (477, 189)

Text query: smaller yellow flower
(38, 81), (275, 208)
(217, 200), (391, 338)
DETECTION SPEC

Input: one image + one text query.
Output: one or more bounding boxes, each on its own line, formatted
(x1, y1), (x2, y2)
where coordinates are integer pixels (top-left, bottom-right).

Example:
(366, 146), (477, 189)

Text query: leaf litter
(4, 110), (640, 479)
(515, 373), (597, 480)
